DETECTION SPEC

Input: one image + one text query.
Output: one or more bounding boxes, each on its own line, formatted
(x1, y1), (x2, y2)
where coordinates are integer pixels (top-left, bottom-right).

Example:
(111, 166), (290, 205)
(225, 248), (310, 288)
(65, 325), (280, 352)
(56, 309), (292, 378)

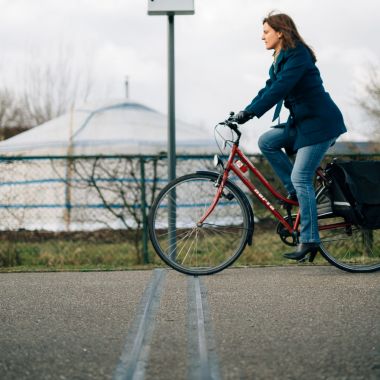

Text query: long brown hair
(263, 12), (317, 62)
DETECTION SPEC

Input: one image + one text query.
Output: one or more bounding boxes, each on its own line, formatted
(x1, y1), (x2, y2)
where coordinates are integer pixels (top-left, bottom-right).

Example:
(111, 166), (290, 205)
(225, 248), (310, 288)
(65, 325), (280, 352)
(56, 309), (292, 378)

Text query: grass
(8, 216), (375, 272)
(0, 226), (324, 272)
(0, 240), (166, 272)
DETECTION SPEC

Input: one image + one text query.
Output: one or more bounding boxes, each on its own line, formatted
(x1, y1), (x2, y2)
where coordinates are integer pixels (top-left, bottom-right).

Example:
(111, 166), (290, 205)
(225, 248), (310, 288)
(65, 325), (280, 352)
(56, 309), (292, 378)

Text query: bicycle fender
(195, 170), (254, 245)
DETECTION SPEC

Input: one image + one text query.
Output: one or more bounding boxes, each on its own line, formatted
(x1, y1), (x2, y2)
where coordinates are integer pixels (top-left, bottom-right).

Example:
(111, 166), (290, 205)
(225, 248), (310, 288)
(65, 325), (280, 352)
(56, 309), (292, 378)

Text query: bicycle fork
(197, 174), (226, 227)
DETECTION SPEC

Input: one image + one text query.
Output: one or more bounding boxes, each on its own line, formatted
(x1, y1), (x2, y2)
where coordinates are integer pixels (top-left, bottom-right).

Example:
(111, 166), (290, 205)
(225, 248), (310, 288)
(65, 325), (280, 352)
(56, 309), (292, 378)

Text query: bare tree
(0, 45), (94, 135)
(357, 65), (380, 139)
(21, 46), (94, 126)
(0, 87), (30, 140)
(0, 88), (28, 127)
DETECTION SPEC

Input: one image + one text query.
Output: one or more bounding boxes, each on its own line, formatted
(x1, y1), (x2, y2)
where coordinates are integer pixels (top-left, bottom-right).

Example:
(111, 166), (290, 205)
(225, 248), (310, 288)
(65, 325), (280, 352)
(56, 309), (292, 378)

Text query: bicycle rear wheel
(316, 186), (380, 272)
(148, 172), (251, 275)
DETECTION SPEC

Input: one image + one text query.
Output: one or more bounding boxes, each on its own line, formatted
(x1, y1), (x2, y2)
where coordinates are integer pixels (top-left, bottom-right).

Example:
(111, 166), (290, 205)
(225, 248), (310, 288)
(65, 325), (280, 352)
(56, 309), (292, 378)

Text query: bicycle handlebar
(218, 112), (242, 143)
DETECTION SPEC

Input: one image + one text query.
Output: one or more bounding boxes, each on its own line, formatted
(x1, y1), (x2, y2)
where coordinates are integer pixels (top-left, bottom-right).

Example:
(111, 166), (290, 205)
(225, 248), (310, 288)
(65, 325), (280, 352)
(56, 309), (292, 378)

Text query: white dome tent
(0, 100), (217, 231)
(0, 99), (216, 156)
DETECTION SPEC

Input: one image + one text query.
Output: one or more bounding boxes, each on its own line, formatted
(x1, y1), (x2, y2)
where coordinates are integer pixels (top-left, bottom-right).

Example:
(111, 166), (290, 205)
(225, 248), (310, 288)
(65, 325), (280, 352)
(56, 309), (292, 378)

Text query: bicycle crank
(276, 215), (299, 246)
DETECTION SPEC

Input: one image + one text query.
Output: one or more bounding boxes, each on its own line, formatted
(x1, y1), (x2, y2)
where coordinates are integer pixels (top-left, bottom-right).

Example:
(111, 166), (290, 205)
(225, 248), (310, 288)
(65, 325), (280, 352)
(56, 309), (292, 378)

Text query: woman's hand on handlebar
(234, 110), (254, 124)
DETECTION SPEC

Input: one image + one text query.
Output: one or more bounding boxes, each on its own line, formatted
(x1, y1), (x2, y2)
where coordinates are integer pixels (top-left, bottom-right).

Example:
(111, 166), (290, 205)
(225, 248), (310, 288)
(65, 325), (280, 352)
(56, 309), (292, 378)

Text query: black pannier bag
(326, 161), (380, 229)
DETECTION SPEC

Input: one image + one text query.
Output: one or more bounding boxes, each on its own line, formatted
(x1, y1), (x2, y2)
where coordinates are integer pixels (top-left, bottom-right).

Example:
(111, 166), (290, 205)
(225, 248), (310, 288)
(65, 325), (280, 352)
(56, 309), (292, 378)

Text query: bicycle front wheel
(316, 185), (380, 272)
(148, 173), (251, 275)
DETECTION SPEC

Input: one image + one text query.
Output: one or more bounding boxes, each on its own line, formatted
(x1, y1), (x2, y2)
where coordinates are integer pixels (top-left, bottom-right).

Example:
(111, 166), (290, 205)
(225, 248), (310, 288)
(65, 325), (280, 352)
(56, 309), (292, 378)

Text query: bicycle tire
(316, 185), (380, 273)
(148, 172), (251, 275)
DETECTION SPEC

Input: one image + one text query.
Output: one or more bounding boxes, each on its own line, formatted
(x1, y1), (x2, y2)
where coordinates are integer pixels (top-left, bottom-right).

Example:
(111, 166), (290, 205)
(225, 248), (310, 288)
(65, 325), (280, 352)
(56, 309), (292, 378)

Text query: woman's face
(262, 22), (282, 52)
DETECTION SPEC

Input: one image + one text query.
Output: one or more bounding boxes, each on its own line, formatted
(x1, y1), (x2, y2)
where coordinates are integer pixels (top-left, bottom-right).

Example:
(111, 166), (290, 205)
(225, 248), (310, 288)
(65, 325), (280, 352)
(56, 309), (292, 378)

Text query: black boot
(283, 242), (320, 262)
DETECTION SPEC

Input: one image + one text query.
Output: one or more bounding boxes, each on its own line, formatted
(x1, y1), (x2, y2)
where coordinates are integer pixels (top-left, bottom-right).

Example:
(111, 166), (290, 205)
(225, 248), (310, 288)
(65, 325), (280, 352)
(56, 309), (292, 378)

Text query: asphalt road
(0, 266), (379, 380)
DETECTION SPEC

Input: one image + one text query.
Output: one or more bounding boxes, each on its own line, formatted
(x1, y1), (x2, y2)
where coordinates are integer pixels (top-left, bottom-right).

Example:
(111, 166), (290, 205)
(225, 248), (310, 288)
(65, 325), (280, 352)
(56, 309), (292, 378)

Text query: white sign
(147, 0), (195, 15)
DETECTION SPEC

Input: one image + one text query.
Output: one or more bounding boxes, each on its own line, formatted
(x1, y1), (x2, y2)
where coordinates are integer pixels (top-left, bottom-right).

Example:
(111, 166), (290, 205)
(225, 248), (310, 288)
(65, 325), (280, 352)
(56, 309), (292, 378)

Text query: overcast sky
(0, 0), (379, 151)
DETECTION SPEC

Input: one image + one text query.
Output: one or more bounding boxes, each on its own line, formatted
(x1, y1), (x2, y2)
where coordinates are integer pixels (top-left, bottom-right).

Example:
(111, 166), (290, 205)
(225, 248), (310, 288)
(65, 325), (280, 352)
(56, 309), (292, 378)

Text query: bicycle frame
(199, 139), (350, 236)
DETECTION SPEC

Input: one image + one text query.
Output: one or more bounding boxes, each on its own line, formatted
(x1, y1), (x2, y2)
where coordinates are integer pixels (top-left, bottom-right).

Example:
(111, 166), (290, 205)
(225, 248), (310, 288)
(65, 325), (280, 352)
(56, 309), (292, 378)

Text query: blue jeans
(258, 127), (335, 243)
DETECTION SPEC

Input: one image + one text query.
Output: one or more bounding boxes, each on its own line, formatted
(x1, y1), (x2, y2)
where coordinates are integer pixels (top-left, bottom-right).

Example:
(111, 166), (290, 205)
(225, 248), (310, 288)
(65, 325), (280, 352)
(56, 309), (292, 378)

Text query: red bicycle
(148, 114), (380, 275)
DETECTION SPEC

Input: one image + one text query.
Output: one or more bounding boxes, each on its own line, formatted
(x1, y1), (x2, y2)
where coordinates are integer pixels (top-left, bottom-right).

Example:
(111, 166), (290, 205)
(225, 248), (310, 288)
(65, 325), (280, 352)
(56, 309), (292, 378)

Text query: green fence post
(140, 157), (149, 264)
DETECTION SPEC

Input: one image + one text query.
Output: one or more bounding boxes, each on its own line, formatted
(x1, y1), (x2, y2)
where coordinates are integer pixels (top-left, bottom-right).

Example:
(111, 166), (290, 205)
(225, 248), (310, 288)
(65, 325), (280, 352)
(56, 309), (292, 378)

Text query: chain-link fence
(0, 153), (378, 269)
(0, 154), (215, 268)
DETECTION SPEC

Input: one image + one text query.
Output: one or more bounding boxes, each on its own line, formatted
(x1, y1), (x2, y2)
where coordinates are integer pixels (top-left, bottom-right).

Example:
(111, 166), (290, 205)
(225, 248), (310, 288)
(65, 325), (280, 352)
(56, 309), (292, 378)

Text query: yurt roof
(0, 100), (216, 156)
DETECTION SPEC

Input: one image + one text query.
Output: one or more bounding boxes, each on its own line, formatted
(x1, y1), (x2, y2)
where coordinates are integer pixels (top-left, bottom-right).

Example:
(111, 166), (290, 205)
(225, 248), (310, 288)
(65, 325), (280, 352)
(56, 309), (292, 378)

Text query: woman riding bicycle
(234, 12), (347, 261)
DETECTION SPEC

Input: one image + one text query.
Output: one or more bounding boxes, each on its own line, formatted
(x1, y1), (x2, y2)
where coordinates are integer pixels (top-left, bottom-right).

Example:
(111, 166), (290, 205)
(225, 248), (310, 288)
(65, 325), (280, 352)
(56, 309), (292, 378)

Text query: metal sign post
(148, 0), (195, 183)
(167, 14), (175, 183)
(148, 0), (195, 258)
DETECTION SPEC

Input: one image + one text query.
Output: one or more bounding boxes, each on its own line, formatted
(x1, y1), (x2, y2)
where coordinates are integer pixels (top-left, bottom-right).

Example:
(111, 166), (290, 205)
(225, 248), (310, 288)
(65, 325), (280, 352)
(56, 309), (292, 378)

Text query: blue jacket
(244, 43), (347, 150)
